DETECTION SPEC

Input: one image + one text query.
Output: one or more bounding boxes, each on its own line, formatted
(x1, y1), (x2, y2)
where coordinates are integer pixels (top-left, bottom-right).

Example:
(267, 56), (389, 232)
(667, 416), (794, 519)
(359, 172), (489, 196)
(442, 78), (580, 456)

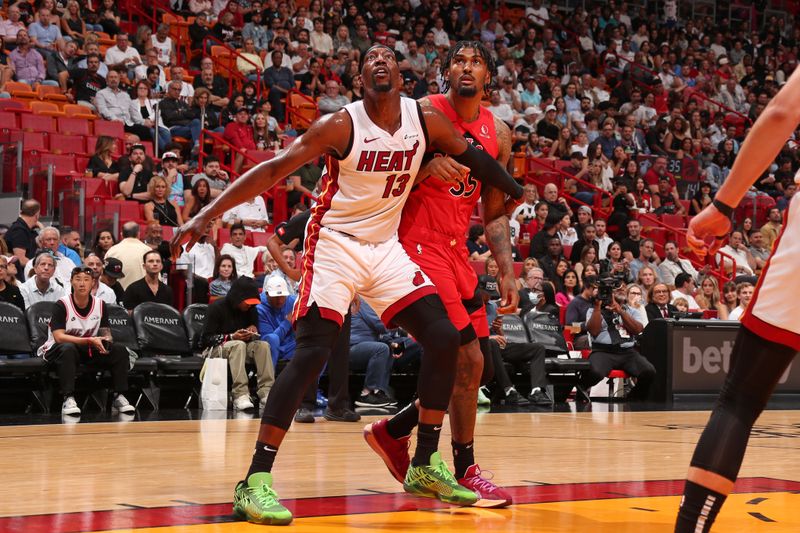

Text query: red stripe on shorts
(292, 158), (340, 324)
(741, 204), (800, 350)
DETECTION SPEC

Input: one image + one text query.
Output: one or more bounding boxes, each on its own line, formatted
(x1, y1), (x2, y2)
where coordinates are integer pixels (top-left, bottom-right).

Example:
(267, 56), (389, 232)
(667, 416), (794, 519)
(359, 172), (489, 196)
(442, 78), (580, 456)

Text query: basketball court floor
(1, 406), (799, 532)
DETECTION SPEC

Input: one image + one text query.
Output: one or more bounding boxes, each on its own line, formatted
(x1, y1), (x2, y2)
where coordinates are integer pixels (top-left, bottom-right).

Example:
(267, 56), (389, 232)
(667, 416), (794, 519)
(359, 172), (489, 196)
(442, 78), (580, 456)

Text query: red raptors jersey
(399, 94), (499, 241)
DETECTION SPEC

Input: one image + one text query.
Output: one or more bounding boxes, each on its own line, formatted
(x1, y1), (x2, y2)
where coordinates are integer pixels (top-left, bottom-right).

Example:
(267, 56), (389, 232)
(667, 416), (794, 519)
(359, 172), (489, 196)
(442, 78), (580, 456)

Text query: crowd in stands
(0, 0), (798, 414)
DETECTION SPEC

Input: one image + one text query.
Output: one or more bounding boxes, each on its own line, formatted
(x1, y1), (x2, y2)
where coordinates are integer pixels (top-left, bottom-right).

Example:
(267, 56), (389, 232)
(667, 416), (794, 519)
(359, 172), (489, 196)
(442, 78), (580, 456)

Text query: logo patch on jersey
(356, 141), (420, 172)
(412, 270), (425, 287)
(364, 137), (380, 144)
(480, 124), (490, 138)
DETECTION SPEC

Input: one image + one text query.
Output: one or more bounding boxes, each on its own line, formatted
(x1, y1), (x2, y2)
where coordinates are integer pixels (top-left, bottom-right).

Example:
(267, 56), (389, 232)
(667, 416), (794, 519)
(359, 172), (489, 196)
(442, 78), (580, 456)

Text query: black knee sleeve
(394, 295), (460, 412)
(690, 327), (798, 481)
(479, 336), (494, 386)
(261, 306), (341, 431)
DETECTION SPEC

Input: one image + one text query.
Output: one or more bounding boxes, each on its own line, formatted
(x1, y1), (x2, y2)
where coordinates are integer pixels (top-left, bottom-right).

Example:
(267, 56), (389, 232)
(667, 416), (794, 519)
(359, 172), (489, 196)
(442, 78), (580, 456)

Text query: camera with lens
(596, 275), (625, 306)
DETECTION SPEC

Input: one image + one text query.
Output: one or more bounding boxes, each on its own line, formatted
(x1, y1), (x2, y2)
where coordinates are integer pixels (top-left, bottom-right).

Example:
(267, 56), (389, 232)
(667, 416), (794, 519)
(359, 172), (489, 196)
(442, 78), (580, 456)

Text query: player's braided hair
(440, 40), (497, 96)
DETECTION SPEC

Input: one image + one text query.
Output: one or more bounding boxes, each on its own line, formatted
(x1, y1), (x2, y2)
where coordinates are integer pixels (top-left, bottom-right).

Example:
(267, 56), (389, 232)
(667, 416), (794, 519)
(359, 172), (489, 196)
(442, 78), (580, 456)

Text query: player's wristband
(712, 199), (735, 218)
(452, 144), (524, 199)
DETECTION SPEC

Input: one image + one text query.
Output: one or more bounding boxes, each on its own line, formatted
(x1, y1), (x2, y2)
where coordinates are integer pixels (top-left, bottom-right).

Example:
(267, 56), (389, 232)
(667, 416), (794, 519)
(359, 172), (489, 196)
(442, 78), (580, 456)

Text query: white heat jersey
(316, 97), (427, 243)
(38, 295), (103, 357)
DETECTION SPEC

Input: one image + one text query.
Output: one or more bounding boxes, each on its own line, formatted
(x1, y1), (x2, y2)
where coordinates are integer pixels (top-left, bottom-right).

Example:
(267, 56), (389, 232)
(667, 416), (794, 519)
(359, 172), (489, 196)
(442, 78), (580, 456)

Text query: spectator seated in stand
(728, 282), (754, 321)
(191, 156), (230, 198)
(716, 230), (757, 280)
(220, 223), (266, 280)
(223, 106), (257, 173)
(84, 253), (118, 306)
(143, 176), (184, 228)
(25, 227), (77, 287)
(118, 144), (155, 203)
(100, 257), (126, 305)
(256, 276), (296, 368)
(210, 254), (238, 298)
(318, 80), (349, 115)
(348, 298), (399, 408)
(670, 273), (701, 311)
(38, 266), (135, 417)
(122, 250), (174, 312)
(222, 195), (270, 233)
(201, 276), (274, 411)
(0, 255), (24, 313)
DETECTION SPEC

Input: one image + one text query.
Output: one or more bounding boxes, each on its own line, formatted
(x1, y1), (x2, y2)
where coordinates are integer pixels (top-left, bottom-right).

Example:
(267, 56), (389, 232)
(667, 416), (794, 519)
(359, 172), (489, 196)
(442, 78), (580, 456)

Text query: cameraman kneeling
(583, 280), (655, 400)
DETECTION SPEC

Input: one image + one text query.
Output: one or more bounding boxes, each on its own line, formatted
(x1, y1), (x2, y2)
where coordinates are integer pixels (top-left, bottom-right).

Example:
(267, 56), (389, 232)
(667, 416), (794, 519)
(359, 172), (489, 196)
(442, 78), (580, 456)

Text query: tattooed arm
(482, 117), (519, 314)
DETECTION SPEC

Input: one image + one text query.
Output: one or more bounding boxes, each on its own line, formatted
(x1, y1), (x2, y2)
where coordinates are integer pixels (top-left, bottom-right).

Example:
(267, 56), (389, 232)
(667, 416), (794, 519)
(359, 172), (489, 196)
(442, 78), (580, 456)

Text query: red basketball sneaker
(458, 464), (513, 508)
(363, 418), (411, 483)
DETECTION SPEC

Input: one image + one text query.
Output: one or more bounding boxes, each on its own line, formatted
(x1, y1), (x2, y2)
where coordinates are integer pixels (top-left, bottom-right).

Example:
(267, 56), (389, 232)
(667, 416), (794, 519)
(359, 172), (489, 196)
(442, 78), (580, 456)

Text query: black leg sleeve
(327, 312), (352, 410)
(393, 295), (460, 412)
(689, 327), (798, 481)
(261, 306), (341, 430)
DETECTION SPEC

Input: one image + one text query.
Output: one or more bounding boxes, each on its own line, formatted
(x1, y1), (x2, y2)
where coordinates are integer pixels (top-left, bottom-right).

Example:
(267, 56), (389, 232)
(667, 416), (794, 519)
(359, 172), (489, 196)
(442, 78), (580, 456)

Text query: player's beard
(456, 84), (478, 97)
(371, 73), (392, 92)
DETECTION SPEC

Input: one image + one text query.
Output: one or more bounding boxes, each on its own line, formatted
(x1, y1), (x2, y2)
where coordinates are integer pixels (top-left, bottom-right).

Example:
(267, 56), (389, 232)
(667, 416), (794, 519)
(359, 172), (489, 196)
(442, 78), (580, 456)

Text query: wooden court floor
(1, 409), (800, 532)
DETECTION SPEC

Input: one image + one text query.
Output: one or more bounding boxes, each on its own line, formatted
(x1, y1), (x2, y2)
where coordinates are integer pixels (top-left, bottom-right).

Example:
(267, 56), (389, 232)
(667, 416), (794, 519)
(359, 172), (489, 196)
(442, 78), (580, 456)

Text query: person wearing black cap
(101, 257), (126, 305)
(202, 277), (274, 411)
(118, 143), (155, 202)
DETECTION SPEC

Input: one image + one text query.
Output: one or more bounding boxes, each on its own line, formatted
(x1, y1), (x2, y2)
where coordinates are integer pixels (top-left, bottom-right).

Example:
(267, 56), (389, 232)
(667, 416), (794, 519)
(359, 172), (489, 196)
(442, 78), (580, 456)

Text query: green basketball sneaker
(233, 472), (293, 525)
(403, 451), (478, 506)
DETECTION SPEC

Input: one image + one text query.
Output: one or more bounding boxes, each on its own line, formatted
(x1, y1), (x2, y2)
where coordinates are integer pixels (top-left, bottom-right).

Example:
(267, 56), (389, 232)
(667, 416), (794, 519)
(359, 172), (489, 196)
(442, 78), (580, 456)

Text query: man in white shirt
(671, 273), (701, 310)
(26, 227), (76, 286)
(716, 230), (756, 277)
(104, 33), (141, 77)
(19, 252), (65, 308)
(594, 219), (614, 260)
(487, 89), (515, 126)
(511, 183), (540, 225)
(84, 253), (118, 305)
(222, 196), (270, 232)
(177, 233), (217, 279)
(133, 48), (167, 88)
(525, 0), (549, 26)
(220, 224), (267, 279)
(105, 222), (153, 290)
(727, 282), (754, 321)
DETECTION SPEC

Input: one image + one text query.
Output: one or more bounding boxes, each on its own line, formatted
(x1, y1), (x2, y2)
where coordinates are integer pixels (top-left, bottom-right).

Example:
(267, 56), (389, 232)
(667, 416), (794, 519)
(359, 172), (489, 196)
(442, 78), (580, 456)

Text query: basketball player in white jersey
(172, 44), (523, 525)
(675, 68), (800, 532)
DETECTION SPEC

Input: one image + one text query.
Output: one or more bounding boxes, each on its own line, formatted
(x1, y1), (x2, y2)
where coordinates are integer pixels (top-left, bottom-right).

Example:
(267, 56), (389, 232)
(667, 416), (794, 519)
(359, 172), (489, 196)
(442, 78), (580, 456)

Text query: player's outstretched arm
(422, 106), (523, 199)
(688, 67), (800, 257)
(171, 111), (351, 254)
(482, 118), (518, 313)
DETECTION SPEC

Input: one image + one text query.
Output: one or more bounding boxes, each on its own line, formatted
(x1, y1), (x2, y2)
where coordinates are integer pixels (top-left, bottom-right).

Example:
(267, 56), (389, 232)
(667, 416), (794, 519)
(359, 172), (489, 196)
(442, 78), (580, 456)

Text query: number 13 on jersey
(382, 173), (411, 198)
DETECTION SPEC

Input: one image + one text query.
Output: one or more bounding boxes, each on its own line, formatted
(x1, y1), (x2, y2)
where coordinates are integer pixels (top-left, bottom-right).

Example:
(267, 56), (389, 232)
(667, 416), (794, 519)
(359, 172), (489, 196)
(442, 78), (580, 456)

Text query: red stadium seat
(21, 113), (55, 132)
(57, 117), (92, 136)
(22, 131), (47, 151)
(93, 120), (125, 138)
(48, 133), (86, 155)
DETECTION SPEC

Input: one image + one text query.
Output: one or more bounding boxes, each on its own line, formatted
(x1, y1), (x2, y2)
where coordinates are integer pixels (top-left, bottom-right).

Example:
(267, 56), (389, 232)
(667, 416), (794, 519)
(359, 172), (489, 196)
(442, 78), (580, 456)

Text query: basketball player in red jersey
(173, 45), (523, 525)
(674, 69), (800, 531)
(364, 41), (518, 508)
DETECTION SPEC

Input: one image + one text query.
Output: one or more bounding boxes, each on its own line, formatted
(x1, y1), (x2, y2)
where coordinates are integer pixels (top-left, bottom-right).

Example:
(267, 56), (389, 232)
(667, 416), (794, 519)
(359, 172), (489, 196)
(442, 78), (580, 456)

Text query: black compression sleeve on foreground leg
(452, 143), (524, 199)
(393, 294), (460, 412)
(260, 306), (341, 431)
(479, 337), (494, 386)
(688, 326), (797, 480)
(675, 326), (797, 533)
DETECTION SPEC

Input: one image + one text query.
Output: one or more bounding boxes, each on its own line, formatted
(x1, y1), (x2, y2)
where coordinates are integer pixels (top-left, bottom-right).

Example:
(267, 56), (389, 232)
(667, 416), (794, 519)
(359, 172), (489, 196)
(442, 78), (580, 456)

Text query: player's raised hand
(686, 203), (732, 260)
(496, 274), (519, 315)
(171, 213), (210, 259)
(420, 155), (469, 184)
